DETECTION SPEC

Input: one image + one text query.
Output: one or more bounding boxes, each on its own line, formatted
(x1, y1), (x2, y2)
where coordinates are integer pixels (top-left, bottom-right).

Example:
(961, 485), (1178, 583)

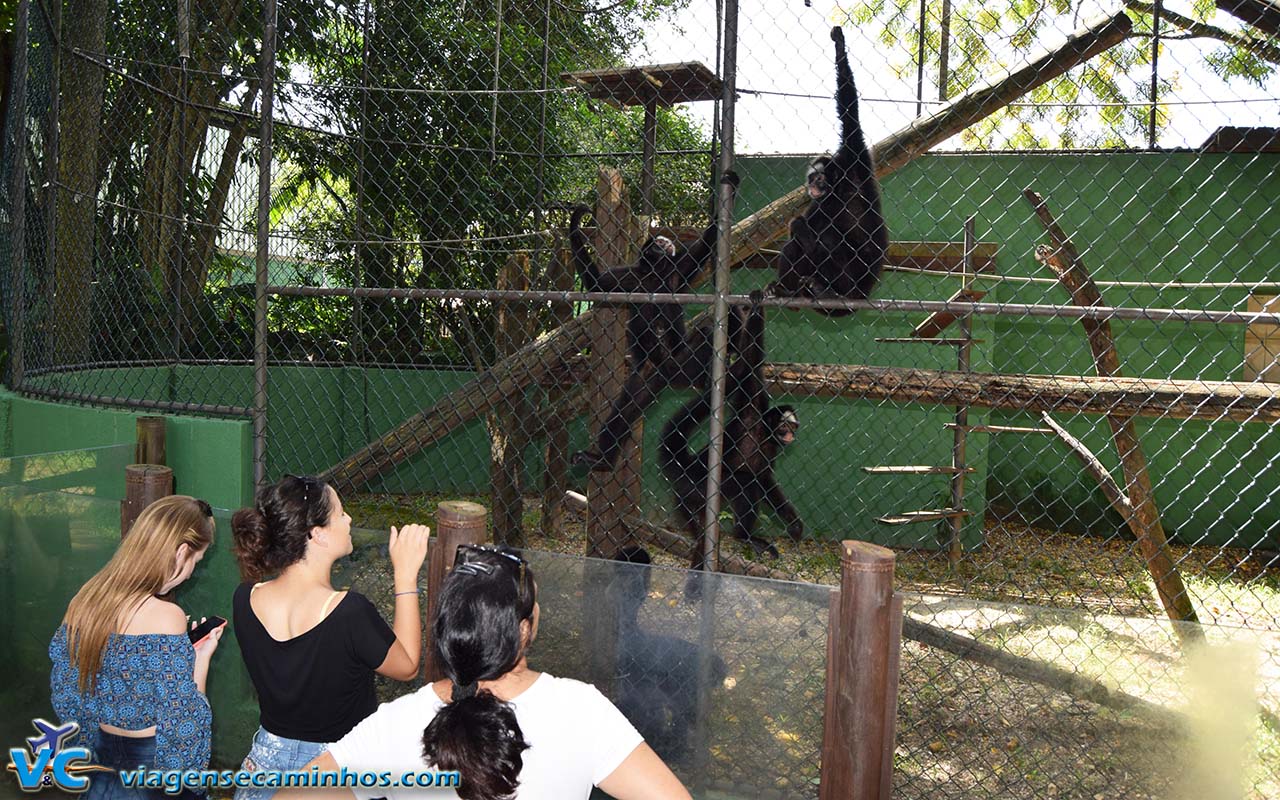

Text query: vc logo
(5, 719), (108, 793)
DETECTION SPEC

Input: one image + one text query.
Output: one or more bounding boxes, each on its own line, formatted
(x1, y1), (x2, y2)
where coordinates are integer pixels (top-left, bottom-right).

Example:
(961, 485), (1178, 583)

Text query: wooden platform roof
(561, 62), (722, 107)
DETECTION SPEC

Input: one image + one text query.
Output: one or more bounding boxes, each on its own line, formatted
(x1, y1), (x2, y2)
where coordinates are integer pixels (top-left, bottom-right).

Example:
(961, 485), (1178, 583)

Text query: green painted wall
(0, 389), (253, 509)
(738, 151), (1280, 549)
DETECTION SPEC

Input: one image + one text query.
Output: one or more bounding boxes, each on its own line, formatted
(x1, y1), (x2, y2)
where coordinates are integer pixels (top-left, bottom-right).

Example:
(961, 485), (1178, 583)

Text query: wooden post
(1024, 189), (1201, 641)
(820, 541), (903, 800)
(541, 245), (576, 539)
(580, 169), (643, 697)
(422, 501), (488, 682)
(585, 167), (644, 559)
(135, 416), (167, 466)
(490, 254), (535, 547)
(641, 100), (657, 216)
(120, 465), (174, 537)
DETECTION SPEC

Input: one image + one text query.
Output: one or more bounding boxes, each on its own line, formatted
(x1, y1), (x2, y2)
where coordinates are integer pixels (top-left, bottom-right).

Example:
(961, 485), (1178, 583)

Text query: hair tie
(452, 682), (478, 702)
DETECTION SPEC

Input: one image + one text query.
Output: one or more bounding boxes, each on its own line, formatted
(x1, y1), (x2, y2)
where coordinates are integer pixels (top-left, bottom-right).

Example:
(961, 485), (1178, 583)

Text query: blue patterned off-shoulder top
(49, 626), (211, 771)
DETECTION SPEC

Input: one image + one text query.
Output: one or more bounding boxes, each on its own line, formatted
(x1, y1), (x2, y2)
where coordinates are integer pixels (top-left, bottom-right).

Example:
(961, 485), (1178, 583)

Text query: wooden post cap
(437, 501), (488, 527)
(125, 463), (174, 483)
(840, 540), (896, 571)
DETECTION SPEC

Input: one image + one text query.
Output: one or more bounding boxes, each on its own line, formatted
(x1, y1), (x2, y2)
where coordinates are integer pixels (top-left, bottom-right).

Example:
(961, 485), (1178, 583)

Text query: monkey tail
(659, 393), (711, 483)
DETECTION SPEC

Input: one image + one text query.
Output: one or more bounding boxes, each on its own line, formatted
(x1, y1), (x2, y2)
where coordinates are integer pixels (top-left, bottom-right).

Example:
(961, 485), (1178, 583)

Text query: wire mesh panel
(896, 592), (1280, 800)
(1, 0), (1279, 794)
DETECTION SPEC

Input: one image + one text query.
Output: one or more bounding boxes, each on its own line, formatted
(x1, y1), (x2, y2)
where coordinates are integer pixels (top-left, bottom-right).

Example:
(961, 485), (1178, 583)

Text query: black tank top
(233, 582), (397, 742)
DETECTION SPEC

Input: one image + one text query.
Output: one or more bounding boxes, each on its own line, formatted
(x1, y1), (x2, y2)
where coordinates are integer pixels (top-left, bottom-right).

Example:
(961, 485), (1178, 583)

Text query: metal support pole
(253, 0), (278, 491)
(1148, 0), (1162, 149)
(490, 0), (503, 163)
(701, 0), (738, 579)
(641, 100), (657, 216)
(938, 0), (952, 101)
(914, 0), (927, 116)
(41, 0), (59, 385)
(948, 216), (975, 566)
(7, 0), (30, 388)
(691, 1), (738, 791)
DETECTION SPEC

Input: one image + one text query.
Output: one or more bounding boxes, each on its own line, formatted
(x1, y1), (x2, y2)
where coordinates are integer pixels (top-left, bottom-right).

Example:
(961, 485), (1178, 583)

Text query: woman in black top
(230, 474), (429, 800)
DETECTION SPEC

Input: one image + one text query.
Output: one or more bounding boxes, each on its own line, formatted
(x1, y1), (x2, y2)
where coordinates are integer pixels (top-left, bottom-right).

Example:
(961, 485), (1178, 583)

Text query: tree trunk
(187, 83), (259, 302)
(54, 0), (108, 363)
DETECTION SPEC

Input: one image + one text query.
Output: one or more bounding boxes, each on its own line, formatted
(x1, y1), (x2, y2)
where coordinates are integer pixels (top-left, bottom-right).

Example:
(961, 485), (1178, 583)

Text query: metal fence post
(252, 0), (278, 493)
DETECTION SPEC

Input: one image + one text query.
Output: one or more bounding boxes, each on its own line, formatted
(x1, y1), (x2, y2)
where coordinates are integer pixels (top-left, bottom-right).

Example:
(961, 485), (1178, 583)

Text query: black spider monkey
(568, 181), (737, 472)
(610, 545), (727, 763)
(772, 26), (888, 317)
(659, 291), (803, 575)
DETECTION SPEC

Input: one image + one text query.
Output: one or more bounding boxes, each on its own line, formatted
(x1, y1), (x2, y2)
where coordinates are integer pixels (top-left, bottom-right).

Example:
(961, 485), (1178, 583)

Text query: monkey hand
(787, 519), (805, 541)
(720, 170), (741, 191)
(830, 26), (844, 44)
(572, 449), (613, 472)
(749, 288), (765, 307)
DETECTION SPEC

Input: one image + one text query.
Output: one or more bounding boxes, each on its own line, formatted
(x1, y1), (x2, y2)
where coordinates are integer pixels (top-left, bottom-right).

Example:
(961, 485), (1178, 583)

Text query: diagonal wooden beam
(1025, 188), (1201, 640)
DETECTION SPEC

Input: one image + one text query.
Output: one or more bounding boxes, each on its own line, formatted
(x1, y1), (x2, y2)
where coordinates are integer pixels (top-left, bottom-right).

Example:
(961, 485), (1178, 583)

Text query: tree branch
(1123, 0), (1280, 65)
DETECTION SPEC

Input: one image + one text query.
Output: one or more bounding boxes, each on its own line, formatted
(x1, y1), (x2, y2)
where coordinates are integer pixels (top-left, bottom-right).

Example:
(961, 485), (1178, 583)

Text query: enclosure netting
(1, 0), (1278, 796)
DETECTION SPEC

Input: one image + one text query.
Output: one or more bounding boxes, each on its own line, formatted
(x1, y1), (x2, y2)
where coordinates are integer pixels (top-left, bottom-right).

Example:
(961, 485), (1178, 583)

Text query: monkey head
(806, 156), (832, 198)
(650, 235), (677, 257)
(766, 405), (799, 446)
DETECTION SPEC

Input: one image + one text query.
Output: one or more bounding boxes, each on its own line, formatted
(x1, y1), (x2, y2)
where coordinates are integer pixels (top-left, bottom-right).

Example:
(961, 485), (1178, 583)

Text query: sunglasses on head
(455, 543), (528, 585)
(284, 474), (313, 509)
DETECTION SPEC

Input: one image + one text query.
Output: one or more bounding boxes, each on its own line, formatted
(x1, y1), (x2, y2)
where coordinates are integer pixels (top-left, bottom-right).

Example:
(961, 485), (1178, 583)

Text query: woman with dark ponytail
(282, 544), (690, 800)
(229, 474), (429, 800)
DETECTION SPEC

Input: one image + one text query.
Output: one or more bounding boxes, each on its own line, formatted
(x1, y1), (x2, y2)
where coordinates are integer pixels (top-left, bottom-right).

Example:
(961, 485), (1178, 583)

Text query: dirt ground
(344, 493), (1280, 800)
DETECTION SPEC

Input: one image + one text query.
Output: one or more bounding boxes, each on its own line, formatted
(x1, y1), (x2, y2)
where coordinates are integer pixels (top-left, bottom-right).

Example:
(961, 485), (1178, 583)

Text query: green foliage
(838, 0), (1276, 148)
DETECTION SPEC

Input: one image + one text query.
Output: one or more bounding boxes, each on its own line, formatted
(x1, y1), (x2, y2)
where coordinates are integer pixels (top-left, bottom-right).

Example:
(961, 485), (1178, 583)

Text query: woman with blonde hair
(49, 494), (224, 799)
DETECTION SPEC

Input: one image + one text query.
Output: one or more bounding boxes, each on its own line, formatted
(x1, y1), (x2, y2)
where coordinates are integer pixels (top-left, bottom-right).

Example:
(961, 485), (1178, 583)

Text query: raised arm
(728, 290), (768, 414)
(377, 523), (430, 681)
(570, 206), (604, 291)
(829, 26), (872, 180)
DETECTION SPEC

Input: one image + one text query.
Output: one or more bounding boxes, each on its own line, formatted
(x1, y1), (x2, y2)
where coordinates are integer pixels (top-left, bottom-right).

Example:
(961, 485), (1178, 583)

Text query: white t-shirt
(327, 673), (643, 800)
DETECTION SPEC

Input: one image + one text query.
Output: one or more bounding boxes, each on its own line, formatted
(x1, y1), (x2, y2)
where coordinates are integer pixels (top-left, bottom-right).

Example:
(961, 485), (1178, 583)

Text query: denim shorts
(86, 730), (201, 800)
(234, 727), (328, 800)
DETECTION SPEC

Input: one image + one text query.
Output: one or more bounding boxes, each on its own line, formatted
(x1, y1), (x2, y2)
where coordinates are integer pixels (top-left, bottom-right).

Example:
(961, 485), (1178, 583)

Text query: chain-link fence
(2, 0), (1278, 795)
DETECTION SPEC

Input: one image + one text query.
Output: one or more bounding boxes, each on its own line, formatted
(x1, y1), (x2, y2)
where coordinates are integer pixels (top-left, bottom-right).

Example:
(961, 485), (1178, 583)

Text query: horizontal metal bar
(267, 285), (1280, 325)
(23, 358), (475, 374)
(17, 383), (252, 417)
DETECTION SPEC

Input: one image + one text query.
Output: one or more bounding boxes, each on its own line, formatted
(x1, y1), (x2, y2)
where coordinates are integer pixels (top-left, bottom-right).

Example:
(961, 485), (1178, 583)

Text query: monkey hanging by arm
(773, 26), (888, 316)
(567, 175), (735, 472)
(659, 291), (802, 581)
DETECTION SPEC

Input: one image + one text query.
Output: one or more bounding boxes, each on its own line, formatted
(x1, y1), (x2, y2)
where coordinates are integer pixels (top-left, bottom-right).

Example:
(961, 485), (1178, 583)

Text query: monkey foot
(740, 537), (780, 559)
(683, 571), (705, 602)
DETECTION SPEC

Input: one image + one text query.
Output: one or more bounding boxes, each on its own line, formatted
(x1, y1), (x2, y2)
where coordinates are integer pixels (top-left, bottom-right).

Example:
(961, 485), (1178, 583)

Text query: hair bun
(230, 507), (271, 581)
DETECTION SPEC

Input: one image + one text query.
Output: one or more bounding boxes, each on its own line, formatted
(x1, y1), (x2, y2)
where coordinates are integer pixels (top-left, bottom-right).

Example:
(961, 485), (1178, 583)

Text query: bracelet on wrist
(394, 589), (419, 597)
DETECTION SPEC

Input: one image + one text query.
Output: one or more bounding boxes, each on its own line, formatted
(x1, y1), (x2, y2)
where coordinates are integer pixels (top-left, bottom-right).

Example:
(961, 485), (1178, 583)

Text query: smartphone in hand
(188, 616), (227, 646)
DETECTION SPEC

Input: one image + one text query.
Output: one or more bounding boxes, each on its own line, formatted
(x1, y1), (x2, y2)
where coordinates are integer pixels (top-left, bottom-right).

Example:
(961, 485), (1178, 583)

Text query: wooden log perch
(321, 14), (1134, 493)
(763, 362), (1280, 422)
(1040, 412), (1131, 517)
(1025, 188), (1201, 639)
